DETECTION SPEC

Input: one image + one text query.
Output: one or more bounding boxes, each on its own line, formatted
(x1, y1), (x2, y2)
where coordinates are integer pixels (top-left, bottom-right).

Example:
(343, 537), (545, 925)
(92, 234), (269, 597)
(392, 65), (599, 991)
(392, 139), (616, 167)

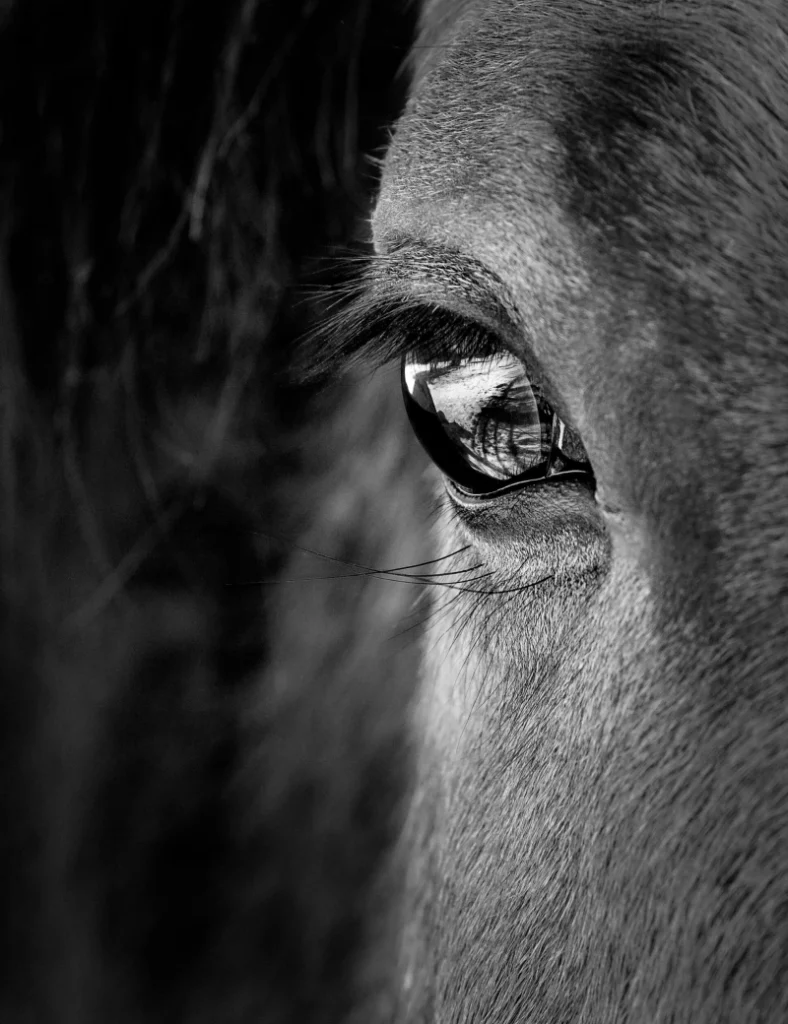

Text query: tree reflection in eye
(401, 351), (594, 497)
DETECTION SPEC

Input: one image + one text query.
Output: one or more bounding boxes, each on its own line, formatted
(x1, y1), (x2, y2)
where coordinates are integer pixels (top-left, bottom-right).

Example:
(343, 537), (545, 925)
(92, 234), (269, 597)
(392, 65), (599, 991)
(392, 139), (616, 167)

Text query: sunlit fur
(370, 1), (788, 1021)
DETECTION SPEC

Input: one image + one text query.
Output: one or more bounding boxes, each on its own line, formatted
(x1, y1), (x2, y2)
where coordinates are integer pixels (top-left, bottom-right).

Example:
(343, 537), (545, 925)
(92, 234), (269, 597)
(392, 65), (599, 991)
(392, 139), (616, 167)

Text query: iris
(402, 351), (593, 497)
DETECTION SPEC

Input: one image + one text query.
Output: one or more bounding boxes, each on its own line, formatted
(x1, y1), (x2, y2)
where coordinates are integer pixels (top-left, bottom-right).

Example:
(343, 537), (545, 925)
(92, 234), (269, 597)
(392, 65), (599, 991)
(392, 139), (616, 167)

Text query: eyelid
(370, 303), (574, 426)
(336, 266), (574, 430)
(358, 239), (587, 438)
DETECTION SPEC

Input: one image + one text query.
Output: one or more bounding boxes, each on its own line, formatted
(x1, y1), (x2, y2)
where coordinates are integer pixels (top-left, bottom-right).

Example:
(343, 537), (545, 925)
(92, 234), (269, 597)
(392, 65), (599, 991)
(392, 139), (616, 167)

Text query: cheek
(416, 497), (599, 751)
(416, 507), (489, 758)
(418, 490), (658, 776)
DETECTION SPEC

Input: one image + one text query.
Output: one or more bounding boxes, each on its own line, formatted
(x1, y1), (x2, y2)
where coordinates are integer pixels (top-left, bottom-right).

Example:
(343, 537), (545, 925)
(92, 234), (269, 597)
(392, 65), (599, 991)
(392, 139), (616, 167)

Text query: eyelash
(361, 305), (561, 416)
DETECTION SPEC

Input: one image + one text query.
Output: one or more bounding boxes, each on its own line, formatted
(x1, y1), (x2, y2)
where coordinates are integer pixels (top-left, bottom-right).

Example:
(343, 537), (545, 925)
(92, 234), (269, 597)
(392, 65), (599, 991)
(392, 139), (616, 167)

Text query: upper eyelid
(343, 240), (529, 368)
(347, 298), (567, 421)
(371, 237), (521, 337)
(335, 238), (573, 423)
(377, 308), (498, 365)
(347, 299), (570, 427)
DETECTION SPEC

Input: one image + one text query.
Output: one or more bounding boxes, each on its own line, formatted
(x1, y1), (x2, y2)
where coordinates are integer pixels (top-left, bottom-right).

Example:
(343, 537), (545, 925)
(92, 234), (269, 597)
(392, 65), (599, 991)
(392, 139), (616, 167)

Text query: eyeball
(402, 350), (593, 497)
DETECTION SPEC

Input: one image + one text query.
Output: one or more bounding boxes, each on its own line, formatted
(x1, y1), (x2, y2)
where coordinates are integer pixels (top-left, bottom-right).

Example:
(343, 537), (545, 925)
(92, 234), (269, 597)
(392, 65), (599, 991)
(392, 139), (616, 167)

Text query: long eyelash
(296, 250), (505, 384)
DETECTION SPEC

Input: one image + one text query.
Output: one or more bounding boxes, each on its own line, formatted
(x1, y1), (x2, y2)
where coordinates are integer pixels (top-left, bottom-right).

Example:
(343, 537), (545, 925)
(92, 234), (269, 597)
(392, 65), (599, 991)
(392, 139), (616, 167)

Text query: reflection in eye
(402, 351), (593, 497)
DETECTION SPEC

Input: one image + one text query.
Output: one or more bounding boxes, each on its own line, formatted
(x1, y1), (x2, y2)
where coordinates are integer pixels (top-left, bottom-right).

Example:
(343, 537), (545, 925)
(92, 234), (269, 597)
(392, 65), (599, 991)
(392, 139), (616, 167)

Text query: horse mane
(0, 2), (420, 1019)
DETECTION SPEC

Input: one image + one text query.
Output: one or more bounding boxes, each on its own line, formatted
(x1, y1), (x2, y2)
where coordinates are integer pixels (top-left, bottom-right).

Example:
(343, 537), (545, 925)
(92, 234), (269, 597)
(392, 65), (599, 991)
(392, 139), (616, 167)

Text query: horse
(0, 0), (786, 1021)
(356, 0), (788, 1019)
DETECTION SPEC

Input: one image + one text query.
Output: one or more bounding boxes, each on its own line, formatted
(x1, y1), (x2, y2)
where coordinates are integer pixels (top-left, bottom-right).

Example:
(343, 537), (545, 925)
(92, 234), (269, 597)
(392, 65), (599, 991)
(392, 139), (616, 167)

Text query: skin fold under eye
(401, 349), (594, 497)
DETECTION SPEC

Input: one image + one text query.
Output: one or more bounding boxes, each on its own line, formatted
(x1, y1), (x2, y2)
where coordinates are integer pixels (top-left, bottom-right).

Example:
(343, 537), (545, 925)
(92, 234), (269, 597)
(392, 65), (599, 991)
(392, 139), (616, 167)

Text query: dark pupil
(401, 352), (593, 496)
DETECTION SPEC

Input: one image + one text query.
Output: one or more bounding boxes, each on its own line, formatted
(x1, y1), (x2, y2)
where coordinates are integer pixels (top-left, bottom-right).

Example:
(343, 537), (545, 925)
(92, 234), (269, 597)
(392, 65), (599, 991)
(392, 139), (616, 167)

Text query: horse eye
(401, 351), (594, 497)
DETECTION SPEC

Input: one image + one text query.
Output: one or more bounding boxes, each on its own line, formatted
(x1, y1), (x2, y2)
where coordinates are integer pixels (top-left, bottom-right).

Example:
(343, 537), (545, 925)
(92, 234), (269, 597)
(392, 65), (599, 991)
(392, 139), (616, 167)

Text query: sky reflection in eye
(403, 352), (549, 481)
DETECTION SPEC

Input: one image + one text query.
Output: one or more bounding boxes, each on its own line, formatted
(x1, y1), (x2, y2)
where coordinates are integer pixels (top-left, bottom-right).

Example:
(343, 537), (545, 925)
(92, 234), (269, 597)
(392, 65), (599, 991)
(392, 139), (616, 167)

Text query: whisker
(371, 550), (476, 574)
(234, 567), (497, 592)
(249, 528), (472, 575)
(237, 531), (501, 592)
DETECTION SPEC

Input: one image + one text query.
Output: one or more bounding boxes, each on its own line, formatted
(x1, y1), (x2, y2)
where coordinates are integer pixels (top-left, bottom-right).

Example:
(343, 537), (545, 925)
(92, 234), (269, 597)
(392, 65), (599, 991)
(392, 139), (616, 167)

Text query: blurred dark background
(0, 2), (429, 1021)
